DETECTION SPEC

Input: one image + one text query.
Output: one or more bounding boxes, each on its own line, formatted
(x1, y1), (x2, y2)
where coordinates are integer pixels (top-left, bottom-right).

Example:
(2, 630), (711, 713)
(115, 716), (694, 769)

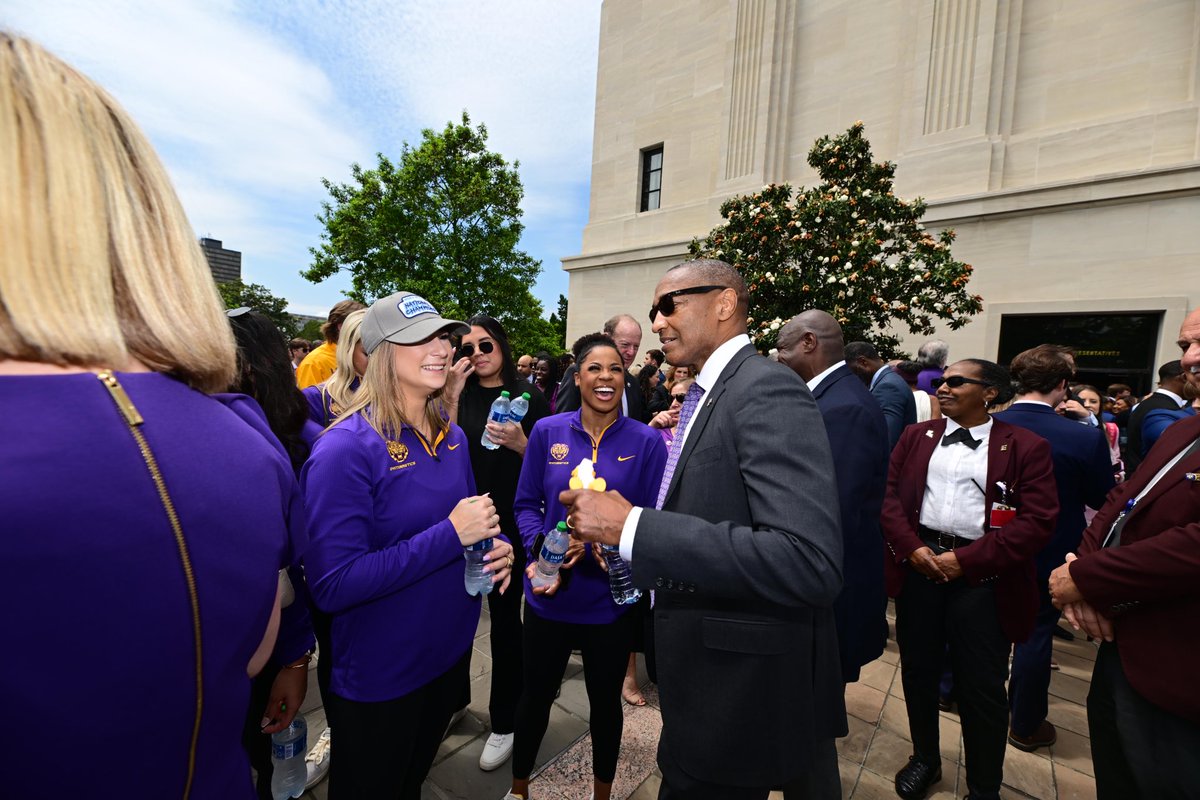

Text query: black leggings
(486, 539), (526, 733)
(325, 650), (470, 800)
(512, 607), (634, 783)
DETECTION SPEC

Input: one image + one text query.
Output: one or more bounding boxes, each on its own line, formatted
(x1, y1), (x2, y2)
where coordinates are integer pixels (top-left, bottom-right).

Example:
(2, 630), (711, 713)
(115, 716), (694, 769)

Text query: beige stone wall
(566, 0), (1200, 366)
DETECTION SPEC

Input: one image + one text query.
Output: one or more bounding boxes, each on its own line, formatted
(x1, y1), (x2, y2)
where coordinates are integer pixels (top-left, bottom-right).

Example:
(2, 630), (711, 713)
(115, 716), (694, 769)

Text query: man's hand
(558, 489), (633, 548)
(931, 550), (963, 581)
(1062, 600), (1115, 642)
(1049, 553), (1084, 607)
(908, 546), (948, 583)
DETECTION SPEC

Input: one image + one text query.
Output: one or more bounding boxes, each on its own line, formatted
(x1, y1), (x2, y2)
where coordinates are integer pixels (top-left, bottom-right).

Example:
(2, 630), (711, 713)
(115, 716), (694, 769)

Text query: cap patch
(398, 295), (436, 318)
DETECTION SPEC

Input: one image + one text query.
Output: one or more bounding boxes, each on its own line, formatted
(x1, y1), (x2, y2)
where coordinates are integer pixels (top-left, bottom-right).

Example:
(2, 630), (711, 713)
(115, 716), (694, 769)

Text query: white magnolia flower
(862, 190), (872, 197)
(770, 321), (780, 331)
(852, 240), (860, 247)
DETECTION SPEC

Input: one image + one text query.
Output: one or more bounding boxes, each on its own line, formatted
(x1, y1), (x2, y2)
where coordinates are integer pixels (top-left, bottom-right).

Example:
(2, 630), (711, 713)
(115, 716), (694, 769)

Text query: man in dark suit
(995, 345), (1115, 752)
(562, 260), (846, 799)
(1124, 359), (1187, 474)
(846, 341), (917, 450)
(555, 313), (650, 422)
(1049, 310), (1200, 799)
(777, 311), (890, 684)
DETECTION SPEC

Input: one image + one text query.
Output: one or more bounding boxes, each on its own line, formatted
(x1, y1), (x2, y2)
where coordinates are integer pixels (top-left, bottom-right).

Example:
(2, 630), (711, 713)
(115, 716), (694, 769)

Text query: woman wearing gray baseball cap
(301, 291), (518, 798)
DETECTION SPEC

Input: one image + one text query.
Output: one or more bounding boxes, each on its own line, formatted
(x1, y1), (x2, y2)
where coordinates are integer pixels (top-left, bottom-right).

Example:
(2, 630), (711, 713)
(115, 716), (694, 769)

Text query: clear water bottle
(270, 715), (307, 800)
(531, 521), (570, 589)
(464, 537), (495, 596)
(508, 392), (531, 424)
(481, 390), (512, 450)
(603, 545), (641, 604)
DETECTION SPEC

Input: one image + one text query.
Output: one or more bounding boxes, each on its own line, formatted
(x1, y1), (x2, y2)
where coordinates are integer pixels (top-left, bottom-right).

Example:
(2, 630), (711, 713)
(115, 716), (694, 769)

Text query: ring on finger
(566, 514), (575, 530)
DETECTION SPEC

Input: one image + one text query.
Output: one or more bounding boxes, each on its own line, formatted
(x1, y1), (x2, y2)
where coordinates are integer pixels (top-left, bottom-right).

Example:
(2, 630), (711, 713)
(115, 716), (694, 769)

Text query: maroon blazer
(881, 418), (1059, 643)
(1072, 413), (1200, 722)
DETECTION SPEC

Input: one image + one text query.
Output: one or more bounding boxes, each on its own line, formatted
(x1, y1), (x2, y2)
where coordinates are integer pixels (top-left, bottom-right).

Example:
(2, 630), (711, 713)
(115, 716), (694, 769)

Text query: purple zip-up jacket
(301, 412), (481, 702)
(515, 410), (667, 624)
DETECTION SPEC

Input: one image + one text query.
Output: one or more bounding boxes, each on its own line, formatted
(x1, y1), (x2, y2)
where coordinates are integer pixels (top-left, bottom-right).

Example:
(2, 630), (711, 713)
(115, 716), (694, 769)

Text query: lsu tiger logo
(387, 441), (410, 463)
(549, 443), (569, 461)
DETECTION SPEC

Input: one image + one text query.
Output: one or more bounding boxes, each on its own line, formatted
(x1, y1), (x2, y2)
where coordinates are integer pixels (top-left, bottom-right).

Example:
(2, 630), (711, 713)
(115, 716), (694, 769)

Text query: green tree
(305, 111), (547, 350)
(547, 294), (568, 351)
(295, 318), (324, 342)
(217, 279), (297, 338)
(689, 122), (982, 355)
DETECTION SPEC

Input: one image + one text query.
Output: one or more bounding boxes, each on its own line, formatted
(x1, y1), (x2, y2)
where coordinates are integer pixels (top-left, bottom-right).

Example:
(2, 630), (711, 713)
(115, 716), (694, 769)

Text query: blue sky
(8, 0), (601, 317)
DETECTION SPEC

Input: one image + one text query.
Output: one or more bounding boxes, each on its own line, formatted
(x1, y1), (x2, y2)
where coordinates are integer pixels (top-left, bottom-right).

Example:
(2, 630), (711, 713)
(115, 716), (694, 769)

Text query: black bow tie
(941, 427), (980, 450)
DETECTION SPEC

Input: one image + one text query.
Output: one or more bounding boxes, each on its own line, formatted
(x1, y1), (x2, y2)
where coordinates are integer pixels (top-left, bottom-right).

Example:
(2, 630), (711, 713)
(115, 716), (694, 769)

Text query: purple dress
(1, 372), (299, 799)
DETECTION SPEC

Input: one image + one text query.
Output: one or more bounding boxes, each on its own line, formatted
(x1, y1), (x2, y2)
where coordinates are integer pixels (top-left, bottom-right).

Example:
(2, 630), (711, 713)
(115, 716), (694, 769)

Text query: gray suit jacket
(632, 343), (847, 786)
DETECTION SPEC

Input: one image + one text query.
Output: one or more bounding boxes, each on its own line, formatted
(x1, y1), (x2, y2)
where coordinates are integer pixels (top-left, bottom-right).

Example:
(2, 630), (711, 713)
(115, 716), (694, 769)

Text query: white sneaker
(479, 731), (515, 770)
(500, 793), (525, 800)
(304, 726), (332, 789)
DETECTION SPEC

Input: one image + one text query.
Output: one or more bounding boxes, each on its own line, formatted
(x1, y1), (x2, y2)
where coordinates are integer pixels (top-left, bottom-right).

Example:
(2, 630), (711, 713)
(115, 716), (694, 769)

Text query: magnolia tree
(689, 122), (982, 355)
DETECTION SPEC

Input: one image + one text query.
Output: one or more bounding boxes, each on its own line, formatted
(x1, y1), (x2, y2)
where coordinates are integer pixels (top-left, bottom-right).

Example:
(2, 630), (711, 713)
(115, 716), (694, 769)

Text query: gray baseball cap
(359, 292), (469, 354)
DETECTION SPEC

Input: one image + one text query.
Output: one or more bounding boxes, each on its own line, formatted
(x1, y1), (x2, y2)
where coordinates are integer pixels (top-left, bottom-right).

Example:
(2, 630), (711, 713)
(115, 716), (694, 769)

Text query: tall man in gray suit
(562, 260), (847, 799)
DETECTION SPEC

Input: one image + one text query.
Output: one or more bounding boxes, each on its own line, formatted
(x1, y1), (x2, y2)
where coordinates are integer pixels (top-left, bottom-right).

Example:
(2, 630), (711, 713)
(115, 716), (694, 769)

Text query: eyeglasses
(457, 340), (495, 359)
(649, 285), (727, 323)
(931, 376), (991, 390)
(670, 393), (688, 403)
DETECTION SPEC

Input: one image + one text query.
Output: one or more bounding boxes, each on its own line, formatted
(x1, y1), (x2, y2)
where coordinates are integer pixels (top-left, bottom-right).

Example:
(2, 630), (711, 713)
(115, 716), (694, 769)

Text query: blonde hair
(0, 33), (235, 391)
(324, 309), (366, 413)
(332, 340), (448, 442)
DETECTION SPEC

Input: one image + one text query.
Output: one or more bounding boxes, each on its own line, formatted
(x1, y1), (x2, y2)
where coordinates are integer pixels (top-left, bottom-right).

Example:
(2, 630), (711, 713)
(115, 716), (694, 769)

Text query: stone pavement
(296, 600), (1098, 800)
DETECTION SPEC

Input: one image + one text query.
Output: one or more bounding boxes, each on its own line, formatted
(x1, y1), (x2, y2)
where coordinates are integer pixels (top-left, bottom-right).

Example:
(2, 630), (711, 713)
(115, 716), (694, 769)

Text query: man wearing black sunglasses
(845, 340), (917, 451)
(559, 259), (846, 799)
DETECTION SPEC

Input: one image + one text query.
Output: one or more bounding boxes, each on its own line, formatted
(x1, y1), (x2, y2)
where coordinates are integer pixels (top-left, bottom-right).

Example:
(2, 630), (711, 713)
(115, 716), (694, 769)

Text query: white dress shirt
(806, 360), (845, 393)
(618, 333), (753, 560)
(919, 417), (992, 541)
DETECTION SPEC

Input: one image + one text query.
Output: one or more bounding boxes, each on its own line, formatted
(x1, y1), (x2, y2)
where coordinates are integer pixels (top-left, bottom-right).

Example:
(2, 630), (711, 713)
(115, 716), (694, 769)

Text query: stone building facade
(563, 0), (1200, 391)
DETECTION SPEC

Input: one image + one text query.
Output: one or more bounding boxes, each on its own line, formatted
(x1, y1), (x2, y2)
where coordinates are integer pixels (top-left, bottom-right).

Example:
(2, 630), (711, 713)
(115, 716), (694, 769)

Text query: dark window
(997, 311), (1163, 395)
(640, 146), (663, 212)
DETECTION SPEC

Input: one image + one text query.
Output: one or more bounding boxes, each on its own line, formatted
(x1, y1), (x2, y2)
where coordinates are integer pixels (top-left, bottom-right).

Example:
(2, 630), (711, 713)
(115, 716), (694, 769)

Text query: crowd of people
(6, 33), (1199, 800)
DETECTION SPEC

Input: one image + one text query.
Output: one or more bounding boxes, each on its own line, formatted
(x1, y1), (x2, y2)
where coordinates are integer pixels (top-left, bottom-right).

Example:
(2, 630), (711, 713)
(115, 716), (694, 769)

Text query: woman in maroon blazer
(881, 359), (1058, 800)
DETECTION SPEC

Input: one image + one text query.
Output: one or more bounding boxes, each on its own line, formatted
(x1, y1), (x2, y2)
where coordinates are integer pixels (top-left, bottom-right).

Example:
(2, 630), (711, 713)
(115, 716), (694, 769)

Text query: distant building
(564, 0), (1200, 393)
(199, 238), (242, 284)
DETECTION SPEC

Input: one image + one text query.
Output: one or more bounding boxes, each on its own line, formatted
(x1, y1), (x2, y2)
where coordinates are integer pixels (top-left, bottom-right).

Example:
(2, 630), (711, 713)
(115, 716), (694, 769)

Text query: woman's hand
(449, 494), (500, 546)
(591, 542), (609, 572)
(908, 546), (949, 583)
(260, 659), (309, 733)
(648, 409), (679, 430)
(442, 357), (474, 406)
(484, 537), (516, 595)
(562, 535), (586, 569)
(526, 562), (561, 596)
(932, 550), (963, 581)
(486, 420), (528, 456)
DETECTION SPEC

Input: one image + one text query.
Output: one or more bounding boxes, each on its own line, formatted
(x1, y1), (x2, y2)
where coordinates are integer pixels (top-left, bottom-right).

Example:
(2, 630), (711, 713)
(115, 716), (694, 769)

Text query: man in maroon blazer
(1049, 308), (1200, 800)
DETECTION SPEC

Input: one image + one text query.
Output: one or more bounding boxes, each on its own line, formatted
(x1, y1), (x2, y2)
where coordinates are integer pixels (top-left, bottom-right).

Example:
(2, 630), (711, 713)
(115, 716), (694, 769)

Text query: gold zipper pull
(96, 370), (144, 426)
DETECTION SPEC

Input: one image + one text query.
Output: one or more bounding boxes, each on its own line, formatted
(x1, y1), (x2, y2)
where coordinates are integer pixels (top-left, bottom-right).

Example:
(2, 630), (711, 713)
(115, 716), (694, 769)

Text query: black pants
(325, 650), (470, 799)
(512, 607), (633, 783)
(1089, 641), (1200, 799)
(657, 745), (770, 800)
(486, 541), (526, 733)
(895, 574), (1010, 798)
(241, 663), (282, 800)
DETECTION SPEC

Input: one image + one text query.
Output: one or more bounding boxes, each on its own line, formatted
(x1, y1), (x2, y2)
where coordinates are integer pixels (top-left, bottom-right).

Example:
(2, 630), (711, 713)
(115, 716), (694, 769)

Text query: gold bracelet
(284, 653), (313, 669)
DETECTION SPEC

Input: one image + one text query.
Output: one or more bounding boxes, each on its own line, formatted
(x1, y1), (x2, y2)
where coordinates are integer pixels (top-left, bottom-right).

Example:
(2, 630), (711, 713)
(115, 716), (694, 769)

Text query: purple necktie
(656, 382), (705, 509)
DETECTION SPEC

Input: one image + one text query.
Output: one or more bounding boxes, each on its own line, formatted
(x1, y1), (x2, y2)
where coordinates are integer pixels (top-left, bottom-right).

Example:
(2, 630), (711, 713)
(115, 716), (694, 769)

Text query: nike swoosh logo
(618, 455), (635, 462)
(448, 443), (461, 450)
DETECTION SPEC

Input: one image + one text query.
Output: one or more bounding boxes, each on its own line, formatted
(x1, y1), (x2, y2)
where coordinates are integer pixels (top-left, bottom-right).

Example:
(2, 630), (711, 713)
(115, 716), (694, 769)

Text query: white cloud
(6, 0), (600, 316)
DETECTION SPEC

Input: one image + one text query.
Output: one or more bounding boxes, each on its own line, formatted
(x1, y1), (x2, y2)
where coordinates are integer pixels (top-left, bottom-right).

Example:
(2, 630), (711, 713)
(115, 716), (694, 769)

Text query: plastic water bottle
(481, 391), (512, 450)
(508, 392), (531, 424)
(270, 716), (307, 800)
(464, 537), (495, 596)
(603, 545), (641, 604)
(531, 521), (570, 589)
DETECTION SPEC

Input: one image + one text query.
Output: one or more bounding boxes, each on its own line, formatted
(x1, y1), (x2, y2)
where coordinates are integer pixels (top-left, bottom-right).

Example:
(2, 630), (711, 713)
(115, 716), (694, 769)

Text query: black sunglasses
(670, 393), (688, 403)
(931, 376), (991, 390)
(649, 285), (727, 323)
(457, 340), (495, 359)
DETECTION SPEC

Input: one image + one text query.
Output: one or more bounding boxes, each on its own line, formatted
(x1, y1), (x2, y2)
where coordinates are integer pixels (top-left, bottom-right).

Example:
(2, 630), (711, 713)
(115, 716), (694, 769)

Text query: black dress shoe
(895, 756), (942, 800)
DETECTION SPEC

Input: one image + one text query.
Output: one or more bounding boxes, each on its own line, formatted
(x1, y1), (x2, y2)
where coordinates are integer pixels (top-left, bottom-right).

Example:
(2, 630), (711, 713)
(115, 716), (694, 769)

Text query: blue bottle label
(467, 538), (493, 553)
(541, 548), (565, 565)
(272, 734), (306, 760)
